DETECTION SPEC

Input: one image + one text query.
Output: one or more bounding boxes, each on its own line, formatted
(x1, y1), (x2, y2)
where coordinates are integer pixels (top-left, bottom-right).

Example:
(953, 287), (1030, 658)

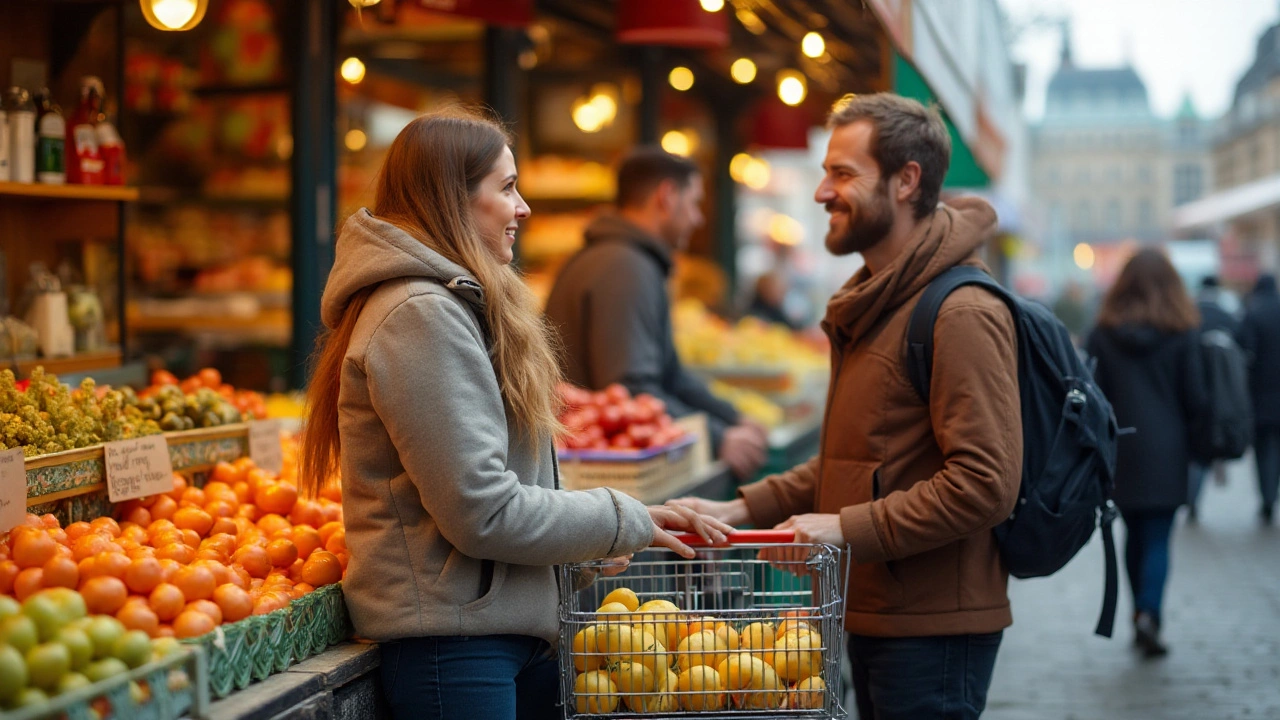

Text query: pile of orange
(0, 449), (344, 641)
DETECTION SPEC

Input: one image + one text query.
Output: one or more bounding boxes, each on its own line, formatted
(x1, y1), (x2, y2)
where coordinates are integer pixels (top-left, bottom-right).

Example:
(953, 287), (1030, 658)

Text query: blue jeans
(847, 631), (1003, 720)
(379, 635), (560, 720)
(1255, 425), (1280, 512)
(1120, 509), (1176, 623)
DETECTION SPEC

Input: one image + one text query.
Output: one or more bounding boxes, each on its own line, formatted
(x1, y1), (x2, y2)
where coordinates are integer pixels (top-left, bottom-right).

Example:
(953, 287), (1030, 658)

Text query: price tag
(249, 420), (284, 475)
(105, 436), (175, 503)
(0, 448), (26, 533)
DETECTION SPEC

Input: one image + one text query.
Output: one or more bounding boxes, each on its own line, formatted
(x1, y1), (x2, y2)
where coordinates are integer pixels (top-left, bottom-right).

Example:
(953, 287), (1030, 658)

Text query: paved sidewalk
(984, 458), (1280, 720)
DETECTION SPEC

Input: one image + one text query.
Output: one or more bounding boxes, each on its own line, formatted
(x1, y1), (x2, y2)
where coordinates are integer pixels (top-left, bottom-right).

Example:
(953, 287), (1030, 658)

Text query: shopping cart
(558, 530), (850, 718)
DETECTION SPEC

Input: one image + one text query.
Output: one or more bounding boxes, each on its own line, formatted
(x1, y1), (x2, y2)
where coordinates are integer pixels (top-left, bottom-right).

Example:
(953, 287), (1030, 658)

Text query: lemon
(740, 621), (775, 655)
(601, 587), (639, 612)
(674, 630), (728, 673)
(571, 625), (605, 672)
(574, 669), (619, 714)
(793, 675), (826, 710)
(675, 665), (725, 711)
(772, 630), (822, 682)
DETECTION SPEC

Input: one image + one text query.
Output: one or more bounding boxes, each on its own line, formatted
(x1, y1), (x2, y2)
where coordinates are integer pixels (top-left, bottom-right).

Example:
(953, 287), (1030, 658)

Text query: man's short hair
(827, 93), (951, 220)
(616, 147), (699, 209)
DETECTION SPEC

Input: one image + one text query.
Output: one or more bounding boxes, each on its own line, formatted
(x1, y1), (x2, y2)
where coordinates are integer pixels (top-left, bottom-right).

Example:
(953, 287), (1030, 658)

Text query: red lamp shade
(616, 0), (729, 48)
(418, 0), (532, 27)
(750, 96), (814, 150)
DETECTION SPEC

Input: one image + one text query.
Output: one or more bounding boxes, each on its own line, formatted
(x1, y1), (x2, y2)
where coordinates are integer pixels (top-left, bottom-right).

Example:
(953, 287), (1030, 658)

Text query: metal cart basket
(558, 530), (850, 718)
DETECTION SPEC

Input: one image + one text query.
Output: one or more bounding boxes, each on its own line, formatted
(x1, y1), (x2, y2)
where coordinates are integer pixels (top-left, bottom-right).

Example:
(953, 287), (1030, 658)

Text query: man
(545, 147), (768, 480)
(1239, 274), (1280, 524)
(1188, 275), (1242, 520)
(673, 94), (1022, 719)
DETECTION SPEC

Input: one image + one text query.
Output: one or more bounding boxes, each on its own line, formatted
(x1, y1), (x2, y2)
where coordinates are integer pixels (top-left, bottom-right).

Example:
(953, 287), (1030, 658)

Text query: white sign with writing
(105, 436), (175, 503)
(249, 420), (284, 475)
(0, 448), (26, 533)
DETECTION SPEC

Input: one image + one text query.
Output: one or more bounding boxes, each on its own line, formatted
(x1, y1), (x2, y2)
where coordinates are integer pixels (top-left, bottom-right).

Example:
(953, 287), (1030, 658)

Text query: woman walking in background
(1087, 248), (1206, 658)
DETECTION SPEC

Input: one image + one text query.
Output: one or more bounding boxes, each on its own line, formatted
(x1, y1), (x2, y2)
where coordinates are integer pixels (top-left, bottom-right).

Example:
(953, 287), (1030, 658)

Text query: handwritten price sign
(0, 448), (25, 533)
(105, 436), (175, 503)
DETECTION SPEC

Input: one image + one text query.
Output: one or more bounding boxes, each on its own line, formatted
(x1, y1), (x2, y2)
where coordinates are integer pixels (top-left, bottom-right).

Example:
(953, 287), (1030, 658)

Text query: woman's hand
(646, 504), (734, 558)
(599, 555), (633, 577)
(665, 497), (752, 526)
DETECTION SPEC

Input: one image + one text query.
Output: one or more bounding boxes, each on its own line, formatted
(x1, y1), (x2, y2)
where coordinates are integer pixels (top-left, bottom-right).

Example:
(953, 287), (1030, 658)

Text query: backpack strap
(1095, 501), (1120, 638)
(905, 266), (1013, 403)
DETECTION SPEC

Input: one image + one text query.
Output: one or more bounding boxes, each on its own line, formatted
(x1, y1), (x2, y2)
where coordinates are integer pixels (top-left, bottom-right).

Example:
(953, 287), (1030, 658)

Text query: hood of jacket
(583, 213), (674, 276)
(1104, 323), (1172, 355)
(821, 196), (998, 349)
(321, 208), (484, 330)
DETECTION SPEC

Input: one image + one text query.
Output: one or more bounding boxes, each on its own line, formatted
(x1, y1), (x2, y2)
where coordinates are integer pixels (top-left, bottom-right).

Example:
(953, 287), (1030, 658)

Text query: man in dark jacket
(545, 148), (768, 480)
(1239, 274), (1280, 523)
(1188, 275), (1242, 519)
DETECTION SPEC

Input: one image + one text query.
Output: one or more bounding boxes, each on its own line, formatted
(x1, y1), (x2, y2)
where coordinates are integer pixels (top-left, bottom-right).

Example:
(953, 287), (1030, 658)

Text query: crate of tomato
(555, 384), (697, 502)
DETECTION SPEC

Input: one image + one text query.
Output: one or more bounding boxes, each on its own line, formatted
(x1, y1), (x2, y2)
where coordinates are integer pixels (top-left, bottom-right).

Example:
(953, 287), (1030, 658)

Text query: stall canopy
(892, 53), (991, 189)
(1172, 172), (1280, 231)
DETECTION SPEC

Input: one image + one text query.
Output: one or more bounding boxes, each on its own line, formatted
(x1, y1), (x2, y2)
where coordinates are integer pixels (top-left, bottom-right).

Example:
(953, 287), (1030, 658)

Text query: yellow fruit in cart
(777, 618), (815, 638)
(634, 599), (682, 652)
(601, 587), (639, 612)
(792, 676), (826, 710)
(571, 625), (606, 672)
(595, 601), (630, 621)
(717, 651), (765, 691)
(674, 629), (728, 673)
(740, 621), (775, 655)
(675, 665), (726, 711)
(612, 661), (657, 709)
(574, 669), (619, 714)
(772, 630), (822, 682)
(601, 624), (666, 674)
(735, 661), (786, 709)
(715, 624), (740, 651)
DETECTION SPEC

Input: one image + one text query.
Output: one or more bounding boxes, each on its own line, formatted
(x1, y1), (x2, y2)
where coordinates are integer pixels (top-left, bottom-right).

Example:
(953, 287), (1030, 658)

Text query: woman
(300, 109), (730, 719)
(1087, 248), (1205, 658)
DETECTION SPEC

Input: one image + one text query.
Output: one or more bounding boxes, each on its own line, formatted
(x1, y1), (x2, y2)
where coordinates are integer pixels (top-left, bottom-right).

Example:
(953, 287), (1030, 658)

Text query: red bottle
(66, 77), (105, 185)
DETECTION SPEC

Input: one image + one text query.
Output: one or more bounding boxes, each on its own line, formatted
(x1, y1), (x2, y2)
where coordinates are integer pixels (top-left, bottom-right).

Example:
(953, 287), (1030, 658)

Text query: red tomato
(609, 434), (635, 450)
(151, 370), (179, 387)
(598, 406), (625, 435)
(627, 424), (656, 448)
(604, 384), (631, 404)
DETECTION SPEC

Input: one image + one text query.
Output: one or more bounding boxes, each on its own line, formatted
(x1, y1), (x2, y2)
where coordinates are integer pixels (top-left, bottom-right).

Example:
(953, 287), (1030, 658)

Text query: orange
(319, 483), (342, 504)
(46, 528), (68, 547)
(300, 551), (343, 588)
(172, 610), (215, 639)
(180, 529), (201, 549)
(193, 560), (232, 587)
(77, 556), (102, 581)
(236, 504), (260, 522)
(155, 543), (195, 565)
(319, 503), (343, 524)
(89, 517), (121, 538)
(123, 506), (151, 527)
(232, 546), (271, 579)
(229, 566), (252, 590)
(244, 468), (271, 493)
(126, 546), (156, 561)
(38, 513), (60, 529)
(288, 500), (323, 529)
(232, 482), (252, 504)
(13, 567), (44, 600)
(202, 534), (237, 557)
(213, 584), (253, 623)
(255, 483), (297, 516)
(120, 525), (148, 544)
(291, 527), (322, 561)
(317, 521), (344, 547)
(256, 514), (291, 538)
(81, 576), (128, 614)
(210, 462), (243, 486)
(156, 559), (181, 584)
(95, 552), (131, 580)
(166, 474), (188, 502)
(0, 560), (19, 594)
(194, 548), (226, 564)
(149, 495), (178, 521)
(286, 558), (306, 582)
(12, 530), (57, 569)
(232, 456), (257, 474)
(209, 517), (238, 537)
(265, 540), (298, 569)
(334, 552), (349, 570)
(173, 508), (214, 537)
(180, 487), (207, 509)
(172, 566), (215, 602)
(64, 522), (93, 543)
(149, 583), (186, 621)
(204, 500), (236, 519)
(124, 558), (163, 594)
(146, 518), (177, 537)
(151, 529), (185, 549)
(203, 481), (237, 503)
(293, 582), (315, 596)
(117, 603), (160, 637)
(324, 529), (346, 555)
(252, 593), (289, 616)
(42, 556), (79, 589)
(184, 599), (223, 625)
(155, 625), (175, 638)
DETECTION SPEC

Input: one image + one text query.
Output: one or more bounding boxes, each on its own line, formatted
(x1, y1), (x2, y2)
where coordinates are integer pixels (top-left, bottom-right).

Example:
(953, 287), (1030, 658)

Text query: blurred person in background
(1052, 280), (1093, 344)
(1086, 248), (1206, 658)
(745, 270), (801, 329)
(545, 147), (768, 480)
(1188, 275), (1243, 520)
(1239, 273), (1280, 524)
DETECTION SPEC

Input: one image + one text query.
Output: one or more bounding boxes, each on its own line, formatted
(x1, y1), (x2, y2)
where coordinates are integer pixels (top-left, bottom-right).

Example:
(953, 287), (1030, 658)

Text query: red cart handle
(671, 530), (795, 546)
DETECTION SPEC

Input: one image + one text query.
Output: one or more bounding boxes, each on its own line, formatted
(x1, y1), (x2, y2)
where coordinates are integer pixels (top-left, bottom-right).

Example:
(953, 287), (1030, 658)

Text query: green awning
(892, 52), (990, 189)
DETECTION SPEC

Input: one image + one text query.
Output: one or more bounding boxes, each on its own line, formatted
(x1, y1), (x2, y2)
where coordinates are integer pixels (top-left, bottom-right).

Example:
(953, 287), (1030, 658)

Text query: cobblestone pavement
(983, 458), (1280, 720)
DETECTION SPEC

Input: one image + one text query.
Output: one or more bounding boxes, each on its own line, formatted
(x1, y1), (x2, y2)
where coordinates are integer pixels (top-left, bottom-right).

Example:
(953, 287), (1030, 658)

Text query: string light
(669, 67), (695, 92)
(662, 130), (695, 157)
(802, 32), (825, 58)
(345, 129), (367, 151)
(700, 0), (724, 11)
(777, 71), (807, 106)
(340, 58), (366, 84)
(730, 58), (757, 84)
(1074, 243), (1095, 270)
(140, 0), (207, 31)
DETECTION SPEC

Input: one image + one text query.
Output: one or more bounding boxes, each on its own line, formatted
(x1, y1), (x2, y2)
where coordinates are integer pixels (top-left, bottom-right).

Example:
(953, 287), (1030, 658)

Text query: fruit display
(556, 383), (690, 453)
(568, 590), (827, 714)
(708, 381), (785, 429)
(139, 368), (267, 425)
(0, 369), (161, 457)
(673, 299), (828, 373)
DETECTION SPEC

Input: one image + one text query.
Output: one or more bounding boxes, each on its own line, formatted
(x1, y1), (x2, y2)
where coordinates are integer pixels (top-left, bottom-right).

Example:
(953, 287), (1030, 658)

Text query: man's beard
(824, 180), (895, 256)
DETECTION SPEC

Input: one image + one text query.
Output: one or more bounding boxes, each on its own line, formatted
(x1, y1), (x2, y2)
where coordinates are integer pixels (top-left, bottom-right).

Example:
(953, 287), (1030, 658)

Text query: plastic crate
(557, 436), (697, 502)
(6, 646), (208, 720)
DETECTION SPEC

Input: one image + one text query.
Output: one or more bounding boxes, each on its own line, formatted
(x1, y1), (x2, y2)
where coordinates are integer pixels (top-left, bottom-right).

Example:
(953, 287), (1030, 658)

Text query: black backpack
(1189, 329), (1253, 462)
(905, 266), (1122, 638)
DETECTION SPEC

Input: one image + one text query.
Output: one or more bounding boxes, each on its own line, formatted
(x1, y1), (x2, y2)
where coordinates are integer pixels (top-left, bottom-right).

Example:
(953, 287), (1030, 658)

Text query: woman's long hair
(1096, 247), (1200, 333)
(300, 108), (563, 498)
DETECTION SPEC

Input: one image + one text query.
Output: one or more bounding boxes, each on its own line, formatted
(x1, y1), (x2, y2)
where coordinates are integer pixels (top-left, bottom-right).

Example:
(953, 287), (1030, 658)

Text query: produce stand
(6, 646), (209, 720)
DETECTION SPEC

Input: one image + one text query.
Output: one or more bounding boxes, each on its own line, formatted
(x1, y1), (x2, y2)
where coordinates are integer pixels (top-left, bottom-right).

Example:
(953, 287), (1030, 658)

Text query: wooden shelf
(0, 182), (139, 201)
(15, 350), (122, 378)
(127, 308), (291, 334)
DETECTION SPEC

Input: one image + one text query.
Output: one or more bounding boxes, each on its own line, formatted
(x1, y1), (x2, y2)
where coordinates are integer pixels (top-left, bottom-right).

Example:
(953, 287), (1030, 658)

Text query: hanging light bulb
(661, 130), (694, 157)
(669, 67), (695, 92)
(743, 157), (771, 189)
(729, 153), (753, 183)
(348, 0), (382, 7)
(700, 0), (725, 11)
(572, 97), (608, 133)
(802, 32), (825, 58)
(140, 0), (207, 31)
(345, 129), (368, 151)
(730, 58), (757, 84)
(340, 58), (367, 84)
(777, 70), (807, 106)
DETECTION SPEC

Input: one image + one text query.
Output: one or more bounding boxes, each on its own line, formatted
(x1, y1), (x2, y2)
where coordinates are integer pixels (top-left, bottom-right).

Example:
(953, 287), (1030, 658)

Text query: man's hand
(665, 497), (752, 526)
(759, 513), (846, 573)
(646, 504), (735, 558)
(720, 422), (768, 480)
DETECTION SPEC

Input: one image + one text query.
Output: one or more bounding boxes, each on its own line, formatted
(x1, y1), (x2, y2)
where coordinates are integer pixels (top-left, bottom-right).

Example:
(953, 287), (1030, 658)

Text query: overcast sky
(999, 0), (1279, 121)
